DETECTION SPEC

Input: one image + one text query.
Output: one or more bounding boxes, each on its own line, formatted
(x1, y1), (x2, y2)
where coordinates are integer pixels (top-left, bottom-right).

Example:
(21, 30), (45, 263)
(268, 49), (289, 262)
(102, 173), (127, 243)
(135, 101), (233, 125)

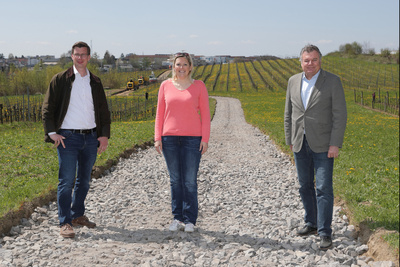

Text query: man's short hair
(300, 44), (322, 61)
(72, 41), (91, 55)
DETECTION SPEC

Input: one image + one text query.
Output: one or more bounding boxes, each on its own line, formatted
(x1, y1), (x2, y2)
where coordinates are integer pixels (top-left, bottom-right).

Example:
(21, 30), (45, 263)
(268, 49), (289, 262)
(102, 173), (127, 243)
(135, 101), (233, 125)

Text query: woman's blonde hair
(171, 52), (193, 80)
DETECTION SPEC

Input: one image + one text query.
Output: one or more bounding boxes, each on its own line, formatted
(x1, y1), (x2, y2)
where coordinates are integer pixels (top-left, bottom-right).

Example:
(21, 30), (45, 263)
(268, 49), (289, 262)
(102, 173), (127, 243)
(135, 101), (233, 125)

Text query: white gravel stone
(0, 97), (394, 266)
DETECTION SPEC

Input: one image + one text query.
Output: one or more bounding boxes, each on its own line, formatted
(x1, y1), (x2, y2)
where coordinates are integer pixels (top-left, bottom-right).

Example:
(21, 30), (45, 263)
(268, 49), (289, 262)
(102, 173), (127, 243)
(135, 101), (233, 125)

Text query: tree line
(331, 41), (399, 63)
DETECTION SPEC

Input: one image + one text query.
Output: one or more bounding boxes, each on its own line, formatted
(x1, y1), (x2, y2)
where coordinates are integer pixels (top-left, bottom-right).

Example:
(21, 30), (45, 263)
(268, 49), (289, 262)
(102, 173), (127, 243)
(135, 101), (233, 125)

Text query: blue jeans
(294, 136), (334, 237)
(56, 129), (98, 226)
(162, 136), (202, 225)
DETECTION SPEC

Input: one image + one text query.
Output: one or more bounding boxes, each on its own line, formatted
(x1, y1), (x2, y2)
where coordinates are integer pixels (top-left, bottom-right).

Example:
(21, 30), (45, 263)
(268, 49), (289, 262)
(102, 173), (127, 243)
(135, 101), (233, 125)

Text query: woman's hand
(200, 142), (208, 155)
(155, 140), (162, 155)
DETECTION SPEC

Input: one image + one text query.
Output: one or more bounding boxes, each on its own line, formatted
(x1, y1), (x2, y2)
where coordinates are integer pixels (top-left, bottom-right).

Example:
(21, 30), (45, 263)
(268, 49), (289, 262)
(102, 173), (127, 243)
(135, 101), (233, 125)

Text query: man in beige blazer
(284, 44), (347, 250)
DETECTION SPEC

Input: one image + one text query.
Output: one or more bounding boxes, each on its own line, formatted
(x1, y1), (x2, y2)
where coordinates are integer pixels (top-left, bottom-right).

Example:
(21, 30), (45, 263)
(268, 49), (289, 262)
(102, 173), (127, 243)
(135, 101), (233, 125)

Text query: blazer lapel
(293, 74), (305, 111)
(307, 69), (326, 109)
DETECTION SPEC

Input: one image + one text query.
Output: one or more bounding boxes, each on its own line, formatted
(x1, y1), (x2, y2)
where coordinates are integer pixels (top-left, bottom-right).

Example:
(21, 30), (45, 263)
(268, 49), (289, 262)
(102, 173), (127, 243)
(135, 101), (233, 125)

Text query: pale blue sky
(1, 0), (398, 58)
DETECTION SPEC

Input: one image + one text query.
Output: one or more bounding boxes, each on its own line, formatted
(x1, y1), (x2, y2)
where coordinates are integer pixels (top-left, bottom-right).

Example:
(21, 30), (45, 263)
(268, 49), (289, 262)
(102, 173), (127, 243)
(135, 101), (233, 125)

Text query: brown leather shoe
(71, 215), (96, 228)
(60, 223), (75, 238)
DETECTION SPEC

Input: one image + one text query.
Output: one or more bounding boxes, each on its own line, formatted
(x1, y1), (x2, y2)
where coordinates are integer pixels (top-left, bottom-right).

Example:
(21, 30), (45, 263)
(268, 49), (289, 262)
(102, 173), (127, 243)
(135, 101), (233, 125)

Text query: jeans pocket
(58, 130), (73, 139)
(90, 131), (98, 139)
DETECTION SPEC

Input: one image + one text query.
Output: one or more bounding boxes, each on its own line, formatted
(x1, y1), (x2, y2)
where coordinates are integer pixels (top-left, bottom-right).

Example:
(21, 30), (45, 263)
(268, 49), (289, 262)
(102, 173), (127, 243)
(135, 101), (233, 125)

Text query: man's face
(301, 50), (321, 79)
(71, 47), (90, 69)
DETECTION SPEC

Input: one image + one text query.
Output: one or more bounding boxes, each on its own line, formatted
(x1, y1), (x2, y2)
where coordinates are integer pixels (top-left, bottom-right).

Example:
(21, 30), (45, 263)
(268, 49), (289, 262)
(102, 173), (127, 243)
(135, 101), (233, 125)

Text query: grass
(384, 233), (400, 252)
(335, 95), (399, 231)
(0, 122), (59, 214)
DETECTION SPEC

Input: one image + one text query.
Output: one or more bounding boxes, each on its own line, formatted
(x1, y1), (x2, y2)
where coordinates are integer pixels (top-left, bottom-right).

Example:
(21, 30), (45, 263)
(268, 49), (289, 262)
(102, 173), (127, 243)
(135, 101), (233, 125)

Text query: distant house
(118, 64), (134, 72)
(40, 55), (58, 66)
(125, 54), (171, 69)
(199, 56), (234, 64)
(24, 55), (58, 67)
(27, 57), (40, 67)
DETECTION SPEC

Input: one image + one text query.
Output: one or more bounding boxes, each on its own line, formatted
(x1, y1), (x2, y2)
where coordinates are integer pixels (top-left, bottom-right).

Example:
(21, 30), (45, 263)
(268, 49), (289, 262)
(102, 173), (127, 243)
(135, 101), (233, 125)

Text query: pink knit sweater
(155, 79), (211, 142)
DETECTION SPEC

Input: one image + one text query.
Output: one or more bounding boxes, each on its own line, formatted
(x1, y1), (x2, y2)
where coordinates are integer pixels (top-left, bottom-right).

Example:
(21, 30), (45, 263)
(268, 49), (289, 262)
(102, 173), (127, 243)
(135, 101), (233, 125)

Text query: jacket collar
(65, 66), (101, 83)
(314, 69), (327, 90)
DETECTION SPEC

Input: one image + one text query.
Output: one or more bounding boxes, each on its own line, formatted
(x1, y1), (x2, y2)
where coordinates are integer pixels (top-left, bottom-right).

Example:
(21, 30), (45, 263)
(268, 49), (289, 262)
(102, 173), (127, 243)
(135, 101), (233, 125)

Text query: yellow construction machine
(126, 78), (139, 90)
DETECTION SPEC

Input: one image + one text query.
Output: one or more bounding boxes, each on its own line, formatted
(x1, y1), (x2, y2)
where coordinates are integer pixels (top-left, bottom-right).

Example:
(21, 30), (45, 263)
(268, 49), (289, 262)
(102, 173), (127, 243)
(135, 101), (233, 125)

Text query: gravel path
(0, 97), (394, 266)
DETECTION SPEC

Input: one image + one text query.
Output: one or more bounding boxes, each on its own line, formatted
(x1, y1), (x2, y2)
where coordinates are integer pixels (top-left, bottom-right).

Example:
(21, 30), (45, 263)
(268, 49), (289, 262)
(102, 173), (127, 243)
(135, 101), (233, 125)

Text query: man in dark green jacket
(42, 41), (110, 238)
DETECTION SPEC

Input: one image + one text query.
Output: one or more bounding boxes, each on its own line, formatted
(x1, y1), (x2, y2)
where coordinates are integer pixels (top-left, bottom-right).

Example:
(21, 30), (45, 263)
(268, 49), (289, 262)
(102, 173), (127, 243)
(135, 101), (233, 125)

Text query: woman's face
(174, 57), (192, 79)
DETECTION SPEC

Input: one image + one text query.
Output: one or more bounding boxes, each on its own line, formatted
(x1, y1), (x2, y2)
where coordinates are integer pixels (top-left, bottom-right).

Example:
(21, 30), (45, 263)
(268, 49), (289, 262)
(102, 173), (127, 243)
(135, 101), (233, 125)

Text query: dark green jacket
(42, 66), (111, 143)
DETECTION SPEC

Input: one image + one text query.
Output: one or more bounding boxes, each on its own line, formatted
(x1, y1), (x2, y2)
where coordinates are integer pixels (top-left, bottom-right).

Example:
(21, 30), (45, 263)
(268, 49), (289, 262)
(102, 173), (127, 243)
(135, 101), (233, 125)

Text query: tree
(8, 53), (14, 59)
(89, 52), (101, 67)
(129, 58), (141, 69)
(351, 42), (362, 55)
(339, 42), (363, 55)
(9, 63), (16, 73)
(366, 48), (376, 56)
(58, 52), (72, 67)
(380, 48), (391, 60)
(141, 57), (151, 70)
(362, 41), (375, 55)
(103, 50), (116, 65)
(103, 51), (111, 63)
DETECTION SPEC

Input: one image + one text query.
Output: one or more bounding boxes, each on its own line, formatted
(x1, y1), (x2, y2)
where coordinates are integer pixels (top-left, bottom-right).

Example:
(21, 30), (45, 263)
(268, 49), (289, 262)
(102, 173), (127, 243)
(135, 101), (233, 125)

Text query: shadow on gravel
(86, 225), (282, 250)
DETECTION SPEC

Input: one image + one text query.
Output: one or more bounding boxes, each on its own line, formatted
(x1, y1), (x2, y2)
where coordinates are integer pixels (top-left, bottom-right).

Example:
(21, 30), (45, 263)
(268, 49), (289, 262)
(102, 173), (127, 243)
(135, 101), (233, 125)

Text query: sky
(0, 0), (399, 59)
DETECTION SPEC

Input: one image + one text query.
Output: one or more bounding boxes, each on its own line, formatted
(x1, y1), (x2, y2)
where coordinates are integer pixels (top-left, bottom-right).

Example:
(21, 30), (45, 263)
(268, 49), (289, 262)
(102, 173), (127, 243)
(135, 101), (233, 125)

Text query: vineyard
(0, 70), (166, 124)
(0, 56), (399, 125)
(192, 57), (399, 114)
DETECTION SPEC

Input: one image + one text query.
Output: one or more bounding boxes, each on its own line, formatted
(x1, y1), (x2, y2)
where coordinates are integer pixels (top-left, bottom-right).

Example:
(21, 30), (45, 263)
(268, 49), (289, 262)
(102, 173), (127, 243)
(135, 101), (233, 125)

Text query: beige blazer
(284, 69), (347, 153)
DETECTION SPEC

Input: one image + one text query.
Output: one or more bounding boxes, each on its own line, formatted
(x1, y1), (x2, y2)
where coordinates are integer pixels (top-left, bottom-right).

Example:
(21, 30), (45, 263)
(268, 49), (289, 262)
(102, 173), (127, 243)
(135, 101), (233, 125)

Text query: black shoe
(297, 225), (318, 236)
(320, 236), (333, 250)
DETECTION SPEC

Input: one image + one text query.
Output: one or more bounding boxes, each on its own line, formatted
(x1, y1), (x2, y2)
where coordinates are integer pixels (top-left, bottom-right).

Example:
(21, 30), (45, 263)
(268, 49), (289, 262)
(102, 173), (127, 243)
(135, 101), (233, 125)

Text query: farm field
(0, 56), (398, 255)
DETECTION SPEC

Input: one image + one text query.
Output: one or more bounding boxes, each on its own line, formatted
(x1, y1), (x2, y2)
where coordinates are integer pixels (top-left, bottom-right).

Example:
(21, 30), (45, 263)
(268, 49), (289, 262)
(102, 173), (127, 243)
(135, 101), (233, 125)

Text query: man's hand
(98, 137), (108, 154)
(50, 134), (66, 148)
(328, 146), (340, 158)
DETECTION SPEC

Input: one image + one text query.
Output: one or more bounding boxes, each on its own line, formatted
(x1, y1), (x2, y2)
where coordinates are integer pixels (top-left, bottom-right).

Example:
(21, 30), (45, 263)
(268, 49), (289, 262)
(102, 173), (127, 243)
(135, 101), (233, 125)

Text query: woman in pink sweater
(155, 52), (210, 232)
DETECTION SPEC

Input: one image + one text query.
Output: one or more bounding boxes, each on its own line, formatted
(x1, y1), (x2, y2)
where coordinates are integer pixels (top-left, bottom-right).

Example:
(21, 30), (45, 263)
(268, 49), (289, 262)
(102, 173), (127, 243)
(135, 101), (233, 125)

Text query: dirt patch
(0, 191), (57, 235)
(363, 226), (399, 266)
(335, 198), (399, 265)
(0, 141), (153, 237)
